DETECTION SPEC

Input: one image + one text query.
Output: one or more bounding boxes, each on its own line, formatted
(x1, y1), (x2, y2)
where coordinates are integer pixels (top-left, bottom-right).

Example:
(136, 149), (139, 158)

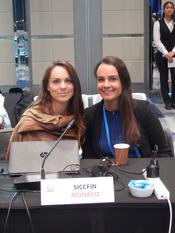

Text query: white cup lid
(113, 143), (130, 149)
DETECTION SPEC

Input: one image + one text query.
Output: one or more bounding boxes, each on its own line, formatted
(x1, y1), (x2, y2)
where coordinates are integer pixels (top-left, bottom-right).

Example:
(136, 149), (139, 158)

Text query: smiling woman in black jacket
(82, 56), (171, 158)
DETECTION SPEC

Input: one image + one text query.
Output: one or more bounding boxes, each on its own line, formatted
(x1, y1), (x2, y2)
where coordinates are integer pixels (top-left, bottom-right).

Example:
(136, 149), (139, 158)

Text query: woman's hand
(165, 51), (175, 61)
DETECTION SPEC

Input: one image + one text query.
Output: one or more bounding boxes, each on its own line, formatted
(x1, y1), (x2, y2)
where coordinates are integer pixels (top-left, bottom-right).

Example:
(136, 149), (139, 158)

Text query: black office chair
(159, 118), (174, 157)
(0, 128), (13, 160)
(3, 88), (34, 127)
(148, 101), (174, 157)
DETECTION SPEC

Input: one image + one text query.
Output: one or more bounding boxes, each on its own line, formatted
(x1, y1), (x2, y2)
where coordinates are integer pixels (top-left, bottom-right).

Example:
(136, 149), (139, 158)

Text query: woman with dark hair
(6, 61), (85, 159)
(154, 1), (175, 110)
(82, 56), (171, 158)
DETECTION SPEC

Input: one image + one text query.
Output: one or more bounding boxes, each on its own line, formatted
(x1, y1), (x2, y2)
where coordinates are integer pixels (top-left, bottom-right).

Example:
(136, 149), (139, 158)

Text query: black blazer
(82, 99), (171, 158)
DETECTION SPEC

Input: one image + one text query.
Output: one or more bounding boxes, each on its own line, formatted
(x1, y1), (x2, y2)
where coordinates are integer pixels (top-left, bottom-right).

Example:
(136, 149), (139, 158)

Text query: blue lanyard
(133, 145), (141, 158)
(102, 105), (141, 158)
(102, 105), (115, 157)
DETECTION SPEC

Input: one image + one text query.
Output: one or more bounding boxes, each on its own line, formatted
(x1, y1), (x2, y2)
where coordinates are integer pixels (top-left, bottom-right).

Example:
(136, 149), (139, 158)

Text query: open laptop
(8, 140), (80, 176)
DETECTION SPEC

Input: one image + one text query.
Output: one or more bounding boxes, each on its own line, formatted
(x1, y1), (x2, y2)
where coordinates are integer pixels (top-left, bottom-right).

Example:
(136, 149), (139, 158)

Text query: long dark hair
(33, 60), (85, 143)
(95, 56), (141, 145)
(162, 1), (174, 18)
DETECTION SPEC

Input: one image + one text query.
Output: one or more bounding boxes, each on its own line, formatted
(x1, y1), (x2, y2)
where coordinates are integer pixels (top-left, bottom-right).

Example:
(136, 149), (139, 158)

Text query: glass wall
(13, 0), (31, 90)
(0, 0), (15, 92)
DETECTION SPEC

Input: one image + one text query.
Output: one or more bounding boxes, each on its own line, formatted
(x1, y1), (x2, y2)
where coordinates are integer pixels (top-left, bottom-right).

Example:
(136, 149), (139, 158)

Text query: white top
(0, 94), (11, 128)
(153, 19), (175, 56)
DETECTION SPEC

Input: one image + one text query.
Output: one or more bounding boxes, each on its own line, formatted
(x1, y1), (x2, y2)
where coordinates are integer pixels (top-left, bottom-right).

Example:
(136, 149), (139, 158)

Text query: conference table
(0, 157), (175, 233)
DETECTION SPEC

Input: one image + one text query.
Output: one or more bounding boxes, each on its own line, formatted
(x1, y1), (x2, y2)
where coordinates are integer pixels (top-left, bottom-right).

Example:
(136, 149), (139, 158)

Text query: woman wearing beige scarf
(6, 61), (85, 159)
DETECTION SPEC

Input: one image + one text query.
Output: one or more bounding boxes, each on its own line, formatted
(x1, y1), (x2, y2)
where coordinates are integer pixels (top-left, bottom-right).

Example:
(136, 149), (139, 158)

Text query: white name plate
(41, 176), (114, 206)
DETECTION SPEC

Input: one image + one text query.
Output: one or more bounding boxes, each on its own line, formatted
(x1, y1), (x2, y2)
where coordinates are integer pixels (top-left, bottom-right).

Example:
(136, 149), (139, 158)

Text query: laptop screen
(8, 140), (80, 176)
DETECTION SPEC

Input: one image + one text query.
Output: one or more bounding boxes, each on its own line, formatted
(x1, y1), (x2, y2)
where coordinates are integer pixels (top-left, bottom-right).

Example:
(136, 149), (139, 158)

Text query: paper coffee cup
(113, 143), (130, 165)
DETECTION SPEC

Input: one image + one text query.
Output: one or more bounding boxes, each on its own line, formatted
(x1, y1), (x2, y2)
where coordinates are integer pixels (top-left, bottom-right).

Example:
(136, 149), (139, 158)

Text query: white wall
(102, 0), (144, 83)
(30, 0), (74, 86)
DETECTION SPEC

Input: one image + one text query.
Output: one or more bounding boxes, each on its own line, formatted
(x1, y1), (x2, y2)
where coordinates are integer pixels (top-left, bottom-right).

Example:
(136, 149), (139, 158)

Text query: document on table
(168, 57), (175, 68)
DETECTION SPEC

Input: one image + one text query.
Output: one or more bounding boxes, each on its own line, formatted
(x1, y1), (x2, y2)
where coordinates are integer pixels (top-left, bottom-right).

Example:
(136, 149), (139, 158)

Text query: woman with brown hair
(6, 60), (85, 159)
(82, 56), (171, 158)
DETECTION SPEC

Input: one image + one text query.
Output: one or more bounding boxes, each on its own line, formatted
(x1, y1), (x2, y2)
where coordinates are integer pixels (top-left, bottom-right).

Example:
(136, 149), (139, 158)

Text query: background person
(0, 115), (3, 129)
(153, 1), (175, 110)
(6, 60), (85, 159)
(82, 56), (171, 158)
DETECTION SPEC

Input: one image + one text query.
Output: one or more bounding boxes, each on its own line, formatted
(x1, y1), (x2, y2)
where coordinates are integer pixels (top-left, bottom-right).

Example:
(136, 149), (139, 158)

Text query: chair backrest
(92, 94), (102, 105)
(0, 93), (5, 106)
(34, 96), (38, 101)
(82, 93), (147, 108)
(158, 118), (175, 157)
(3, 89), (34, 127)
(81, 94), (89, 109)
(0, 128), (13, 160)
(132, 93), (147, 101)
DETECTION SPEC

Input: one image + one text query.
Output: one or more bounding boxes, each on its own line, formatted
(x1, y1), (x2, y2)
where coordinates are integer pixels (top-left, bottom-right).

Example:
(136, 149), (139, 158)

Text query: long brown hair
(32, 61), (85, 144)
(95, 56), (141, 145)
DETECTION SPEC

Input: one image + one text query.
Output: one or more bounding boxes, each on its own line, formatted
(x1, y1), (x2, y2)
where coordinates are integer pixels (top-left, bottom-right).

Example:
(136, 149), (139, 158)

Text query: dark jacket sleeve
(82, 102), (103, 158)
(133, 100), (171, 157)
